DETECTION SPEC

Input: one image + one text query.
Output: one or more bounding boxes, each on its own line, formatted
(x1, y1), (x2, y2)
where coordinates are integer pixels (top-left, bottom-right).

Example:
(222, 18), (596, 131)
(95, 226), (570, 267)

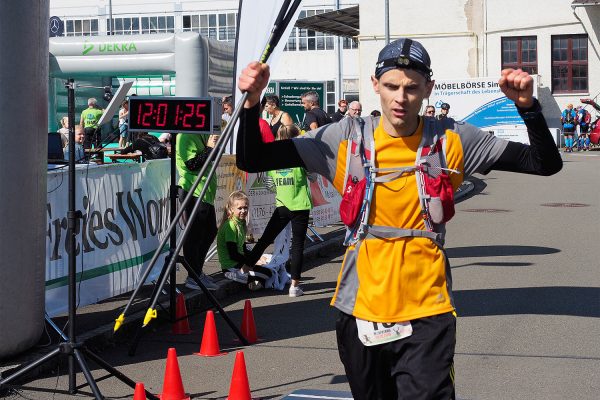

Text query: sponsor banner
(246, 171), (342, 233)
(309, 175), (341, 227)
(215, 155), (246, 226)
(268, 81), (327, 127)
(46, 161), (171, 316)
(429, 77), (538, 130)
(245, 172), (276, 237)
(493, 127), (530, 145)
(45, 158), (246, 316)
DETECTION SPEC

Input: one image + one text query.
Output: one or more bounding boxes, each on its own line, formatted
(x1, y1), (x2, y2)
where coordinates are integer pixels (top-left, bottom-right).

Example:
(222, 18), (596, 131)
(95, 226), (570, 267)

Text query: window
(65, 18), (99, 36)
(501, 36), (537, 74)
(141, 16), (174, 34)
(107, 16), (174, 35)
(342, 37), (359, 50)
(108, 17), (139, 35)
(552, 34), (588, 93)
(183, 12), (237, 41)
(326, 80), (336, 115)
(285, 9), (335, 51)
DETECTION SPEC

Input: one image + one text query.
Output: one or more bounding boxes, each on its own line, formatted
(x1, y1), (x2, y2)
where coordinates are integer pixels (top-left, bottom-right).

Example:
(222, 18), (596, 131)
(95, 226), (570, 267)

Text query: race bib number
(356, 318), (412, 347)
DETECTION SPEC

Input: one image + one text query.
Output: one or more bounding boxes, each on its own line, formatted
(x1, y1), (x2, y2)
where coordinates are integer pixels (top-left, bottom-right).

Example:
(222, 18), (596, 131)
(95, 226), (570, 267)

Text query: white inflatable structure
(0, 1), (49, 359)
(48, 32), (234, 130)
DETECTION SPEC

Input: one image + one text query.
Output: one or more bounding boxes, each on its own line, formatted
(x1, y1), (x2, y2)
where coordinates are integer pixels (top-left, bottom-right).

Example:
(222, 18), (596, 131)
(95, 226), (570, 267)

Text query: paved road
(3, 150), (599, 399)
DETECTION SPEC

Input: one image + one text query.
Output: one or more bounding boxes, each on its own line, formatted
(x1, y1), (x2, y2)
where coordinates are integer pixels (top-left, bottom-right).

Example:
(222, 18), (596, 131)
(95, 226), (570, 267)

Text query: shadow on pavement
(451, 261), (533, 268)
(446, 245), (560, 258)
(454, 286), (600, 318)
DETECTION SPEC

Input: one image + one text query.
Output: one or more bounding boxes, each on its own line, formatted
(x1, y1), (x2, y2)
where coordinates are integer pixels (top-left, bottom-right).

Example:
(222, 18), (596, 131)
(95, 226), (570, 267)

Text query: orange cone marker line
(159, 348), (190, 400)
(172, 293), (192, 335)
(227, 351), (253, 400)
(240, 300), (258, 344)
(133, 382), (148, 400)
(194, 310), (227, 357)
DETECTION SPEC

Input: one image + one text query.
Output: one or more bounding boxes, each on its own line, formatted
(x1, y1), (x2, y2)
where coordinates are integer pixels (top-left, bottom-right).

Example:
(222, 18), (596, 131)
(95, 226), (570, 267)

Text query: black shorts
(336, 311), (456, 400)
(563, 126), (575, 134)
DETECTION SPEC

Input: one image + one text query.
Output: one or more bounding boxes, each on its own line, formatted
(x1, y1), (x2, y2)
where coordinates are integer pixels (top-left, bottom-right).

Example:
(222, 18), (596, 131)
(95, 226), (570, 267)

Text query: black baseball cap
(374, 38), (432, 80)
(441, 103), (450, 110)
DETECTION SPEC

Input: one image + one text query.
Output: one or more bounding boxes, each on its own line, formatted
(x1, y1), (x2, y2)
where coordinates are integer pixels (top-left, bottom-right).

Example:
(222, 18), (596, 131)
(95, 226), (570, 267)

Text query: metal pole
(384, 0), (390, 44)
(336, 0), (342, 103)
(108, 0), (113, 35)
(66, 78), (78, 394)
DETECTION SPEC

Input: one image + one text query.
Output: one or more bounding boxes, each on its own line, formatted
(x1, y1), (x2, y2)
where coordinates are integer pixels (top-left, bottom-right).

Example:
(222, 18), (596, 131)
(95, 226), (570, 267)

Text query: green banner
(275, 81), (325, 127)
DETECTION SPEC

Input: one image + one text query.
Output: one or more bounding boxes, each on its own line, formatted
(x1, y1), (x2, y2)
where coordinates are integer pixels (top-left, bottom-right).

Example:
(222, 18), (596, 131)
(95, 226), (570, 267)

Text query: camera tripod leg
(72, 348), (103, 399)
(0, 347), (61, 389)
(83, 347), (159, 400)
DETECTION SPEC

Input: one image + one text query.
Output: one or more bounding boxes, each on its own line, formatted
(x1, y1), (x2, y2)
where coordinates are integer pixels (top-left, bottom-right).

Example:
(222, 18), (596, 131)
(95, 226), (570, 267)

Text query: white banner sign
(309, 175), (342, 227)
(46, 161), (171, 316)
(45, 158), (342, 316)
(246, 172), (276, 238)
(429, 76), (539, 132)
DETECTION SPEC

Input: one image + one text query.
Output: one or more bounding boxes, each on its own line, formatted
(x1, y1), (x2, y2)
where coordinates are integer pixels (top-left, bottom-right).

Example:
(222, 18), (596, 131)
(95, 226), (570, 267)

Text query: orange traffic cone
(240, 300), (257, 344)
(159, 348), (190, 400)
(194, 310), (227, 357)
(227, 351), (252, 400)
(172, 293), (192, 335)
(132, 382), (147, 400)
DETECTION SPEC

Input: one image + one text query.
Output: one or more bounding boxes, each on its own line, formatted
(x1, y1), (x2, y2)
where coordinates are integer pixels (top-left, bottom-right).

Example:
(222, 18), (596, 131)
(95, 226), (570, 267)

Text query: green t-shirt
(81, 107), (103, 128)
(267, 167), (312, 210)
(217, 217), (246, 270)
(176, 134), (217, 204)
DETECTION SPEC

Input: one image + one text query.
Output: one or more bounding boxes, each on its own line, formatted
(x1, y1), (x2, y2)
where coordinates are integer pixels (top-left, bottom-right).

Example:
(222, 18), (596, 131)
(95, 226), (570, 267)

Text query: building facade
(359, 0), (600, 128)
(49, 0), (599, 128)
(48, 0), (360, 115)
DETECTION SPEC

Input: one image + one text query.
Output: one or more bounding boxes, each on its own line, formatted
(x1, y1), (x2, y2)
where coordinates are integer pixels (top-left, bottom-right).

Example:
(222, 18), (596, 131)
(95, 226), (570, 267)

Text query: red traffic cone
(240, 300), (257, 344)
(133, 382), (147, 400)
(227, 351), (252, 400)
(172, 293), (192, 335)
(159, 348), (190, 400)
(194, 310), (227, 357)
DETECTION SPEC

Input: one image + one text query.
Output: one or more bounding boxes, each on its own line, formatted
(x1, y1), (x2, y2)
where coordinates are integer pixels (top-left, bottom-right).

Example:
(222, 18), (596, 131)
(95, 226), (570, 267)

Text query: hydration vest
(579, 109), (591, 126)
(340, 116), (459, 247)
(563, 110), (575, 125)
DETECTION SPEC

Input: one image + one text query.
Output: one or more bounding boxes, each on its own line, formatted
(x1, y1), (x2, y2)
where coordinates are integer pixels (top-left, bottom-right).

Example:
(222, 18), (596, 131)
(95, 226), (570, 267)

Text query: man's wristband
(517, 98), (543, 121)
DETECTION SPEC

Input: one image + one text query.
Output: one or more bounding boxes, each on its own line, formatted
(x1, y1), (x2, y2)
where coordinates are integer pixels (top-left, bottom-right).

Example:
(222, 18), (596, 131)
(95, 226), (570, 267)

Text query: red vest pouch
(423, 172), (455, 224)
(339, 176), (366, 227)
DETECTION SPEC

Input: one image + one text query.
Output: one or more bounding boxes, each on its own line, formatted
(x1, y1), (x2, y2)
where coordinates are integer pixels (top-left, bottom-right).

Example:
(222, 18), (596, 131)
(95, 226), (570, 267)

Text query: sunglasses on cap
(375, 39), (433, 79)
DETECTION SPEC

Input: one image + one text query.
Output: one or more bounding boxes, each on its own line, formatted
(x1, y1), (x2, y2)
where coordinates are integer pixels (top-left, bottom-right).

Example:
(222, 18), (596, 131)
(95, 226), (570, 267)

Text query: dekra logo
(82, 41), (138, 55)
(82, 42), (94, 55)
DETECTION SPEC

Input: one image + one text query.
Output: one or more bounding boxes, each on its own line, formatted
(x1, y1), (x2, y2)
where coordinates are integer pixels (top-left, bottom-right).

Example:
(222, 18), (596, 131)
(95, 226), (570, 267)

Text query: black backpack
(137, 136), (169, 160)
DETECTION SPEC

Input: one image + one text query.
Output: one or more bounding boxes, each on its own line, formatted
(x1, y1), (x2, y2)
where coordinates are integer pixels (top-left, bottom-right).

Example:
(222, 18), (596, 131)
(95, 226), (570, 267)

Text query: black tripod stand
(126, 132), (248, 356)
(112, 0), (303, 355)
(0, 79), (156, 400)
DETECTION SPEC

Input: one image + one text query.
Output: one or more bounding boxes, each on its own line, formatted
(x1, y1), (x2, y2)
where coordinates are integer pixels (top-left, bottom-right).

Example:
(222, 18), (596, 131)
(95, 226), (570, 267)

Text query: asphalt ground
(1, 149), (599, 399)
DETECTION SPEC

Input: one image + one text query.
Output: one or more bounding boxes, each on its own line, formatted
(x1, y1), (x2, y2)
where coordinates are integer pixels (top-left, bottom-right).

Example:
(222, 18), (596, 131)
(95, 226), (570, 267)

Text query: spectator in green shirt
(176, 134), (220, 291)
(247, 124), (313, 297)
(79, 98), (104, 150)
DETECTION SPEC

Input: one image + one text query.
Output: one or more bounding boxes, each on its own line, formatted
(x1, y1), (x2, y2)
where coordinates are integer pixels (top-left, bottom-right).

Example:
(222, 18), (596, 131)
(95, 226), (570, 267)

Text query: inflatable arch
(48, 32), (234, 129)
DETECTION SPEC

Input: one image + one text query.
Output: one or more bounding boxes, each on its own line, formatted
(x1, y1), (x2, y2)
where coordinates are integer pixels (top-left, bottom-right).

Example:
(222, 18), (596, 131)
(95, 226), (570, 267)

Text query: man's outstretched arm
(236, 62), (304, 172)
(490, 99), (562, 176)
(491, 69), (561, 175)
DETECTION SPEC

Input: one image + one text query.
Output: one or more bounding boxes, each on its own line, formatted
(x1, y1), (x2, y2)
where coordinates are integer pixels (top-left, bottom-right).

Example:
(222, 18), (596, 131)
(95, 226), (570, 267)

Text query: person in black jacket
(331, 99), (348, 122)
(300, 91), (331, 130)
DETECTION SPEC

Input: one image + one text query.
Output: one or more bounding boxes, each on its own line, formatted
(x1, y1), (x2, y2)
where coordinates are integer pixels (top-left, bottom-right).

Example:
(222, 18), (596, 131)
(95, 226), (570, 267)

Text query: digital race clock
(128, 96), (221, 134)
